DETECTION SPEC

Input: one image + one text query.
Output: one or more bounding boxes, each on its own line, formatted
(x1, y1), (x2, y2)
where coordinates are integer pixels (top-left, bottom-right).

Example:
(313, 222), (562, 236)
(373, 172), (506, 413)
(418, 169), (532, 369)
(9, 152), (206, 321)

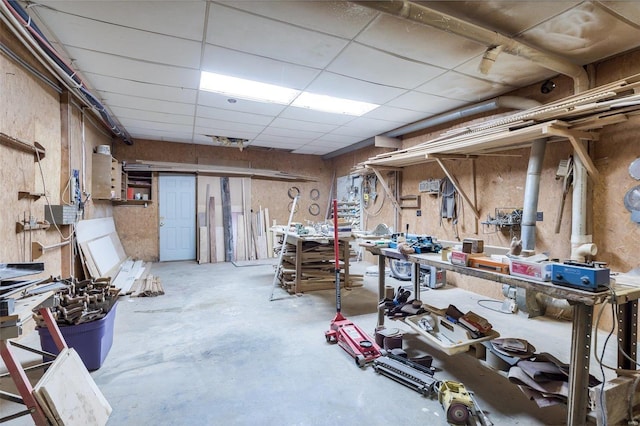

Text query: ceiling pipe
(354, 0), (589, 93)
(385, 95), (540, 138)
(323, 95), (538, 159)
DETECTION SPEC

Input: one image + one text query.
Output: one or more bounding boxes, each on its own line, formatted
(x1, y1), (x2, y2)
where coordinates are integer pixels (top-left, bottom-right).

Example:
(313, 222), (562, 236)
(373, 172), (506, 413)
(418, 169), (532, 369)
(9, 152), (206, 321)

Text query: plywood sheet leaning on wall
(76, 217), (159, 295)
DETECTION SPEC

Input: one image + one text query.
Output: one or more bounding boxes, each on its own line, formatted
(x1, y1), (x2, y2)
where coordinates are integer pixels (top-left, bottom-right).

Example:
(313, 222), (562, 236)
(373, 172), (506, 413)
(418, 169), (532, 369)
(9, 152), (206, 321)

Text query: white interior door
(159, 174), (196, 261)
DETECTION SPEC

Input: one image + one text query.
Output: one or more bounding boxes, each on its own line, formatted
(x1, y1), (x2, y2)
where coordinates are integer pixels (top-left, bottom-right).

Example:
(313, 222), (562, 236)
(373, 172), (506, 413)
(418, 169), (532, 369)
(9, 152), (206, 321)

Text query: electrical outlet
(416, 210), (422, 217)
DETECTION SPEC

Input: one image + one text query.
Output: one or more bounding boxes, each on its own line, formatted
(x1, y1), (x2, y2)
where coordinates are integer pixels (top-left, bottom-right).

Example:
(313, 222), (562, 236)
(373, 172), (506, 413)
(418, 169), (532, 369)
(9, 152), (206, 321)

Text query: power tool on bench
(550, 260), (610, 292)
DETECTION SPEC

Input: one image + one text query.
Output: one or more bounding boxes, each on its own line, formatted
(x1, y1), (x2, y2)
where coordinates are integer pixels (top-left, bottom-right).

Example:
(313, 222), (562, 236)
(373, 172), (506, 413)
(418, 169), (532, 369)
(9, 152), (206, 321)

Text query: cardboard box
(450, 251), (484, 266)
(469, 257), (510, 274)
(462, 238), (484, 254)
(509, 258), (551, 281)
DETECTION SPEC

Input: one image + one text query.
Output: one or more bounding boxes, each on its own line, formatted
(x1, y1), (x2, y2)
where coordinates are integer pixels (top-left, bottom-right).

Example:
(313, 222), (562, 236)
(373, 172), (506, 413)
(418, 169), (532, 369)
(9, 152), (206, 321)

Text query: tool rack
(363, 244), (640, 426)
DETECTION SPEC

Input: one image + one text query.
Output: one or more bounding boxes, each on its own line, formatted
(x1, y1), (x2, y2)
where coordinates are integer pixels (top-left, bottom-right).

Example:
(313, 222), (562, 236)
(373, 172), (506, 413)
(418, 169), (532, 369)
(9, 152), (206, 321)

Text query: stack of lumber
(278, 238), (363, 294)
(129, 275), (164, 297)
(359, 73), (640, 169)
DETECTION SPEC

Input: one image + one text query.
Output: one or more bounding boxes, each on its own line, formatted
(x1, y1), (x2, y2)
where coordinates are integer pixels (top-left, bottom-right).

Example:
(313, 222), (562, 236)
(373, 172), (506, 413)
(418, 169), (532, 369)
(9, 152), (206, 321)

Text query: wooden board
(87, 236), (121, 277)
(208, 196), (216, 263)
(198, 226), (208, 264)
(34, 348), (112, 425)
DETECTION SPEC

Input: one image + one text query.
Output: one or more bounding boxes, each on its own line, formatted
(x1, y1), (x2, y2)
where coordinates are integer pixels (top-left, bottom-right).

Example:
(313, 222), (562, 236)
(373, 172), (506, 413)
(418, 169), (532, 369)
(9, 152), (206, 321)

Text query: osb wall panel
(592, 116), (640, 272)
(0, 40), (62, 277)
(113, 173), (158, 261)
(111, 139), (332, 259)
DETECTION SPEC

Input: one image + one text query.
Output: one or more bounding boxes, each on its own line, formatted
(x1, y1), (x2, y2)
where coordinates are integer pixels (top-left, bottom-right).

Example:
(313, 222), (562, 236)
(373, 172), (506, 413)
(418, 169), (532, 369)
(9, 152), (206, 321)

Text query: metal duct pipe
(385, 96), (541, 138)
(570, 154), (594, 261)
(355, 0), (589, 93)
(521, 138), (547, 251)
(322, 96), (538, 159)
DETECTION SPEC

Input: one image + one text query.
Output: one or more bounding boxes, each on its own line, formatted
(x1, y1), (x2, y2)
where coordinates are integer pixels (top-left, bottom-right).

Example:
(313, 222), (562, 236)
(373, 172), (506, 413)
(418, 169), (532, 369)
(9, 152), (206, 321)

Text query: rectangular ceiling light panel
(200, 71), (379, 116)
(291, 92), (378, 116)
(200, 71), (300, 105)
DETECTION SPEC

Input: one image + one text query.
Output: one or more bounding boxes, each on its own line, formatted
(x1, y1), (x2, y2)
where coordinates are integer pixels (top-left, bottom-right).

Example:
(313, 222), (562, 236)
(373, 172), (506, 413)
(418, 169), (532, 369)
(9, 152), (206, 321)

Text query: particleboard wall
(1, 23), (115, 279)
(1, 23), (61, 275)
(113, 139), (332, 260)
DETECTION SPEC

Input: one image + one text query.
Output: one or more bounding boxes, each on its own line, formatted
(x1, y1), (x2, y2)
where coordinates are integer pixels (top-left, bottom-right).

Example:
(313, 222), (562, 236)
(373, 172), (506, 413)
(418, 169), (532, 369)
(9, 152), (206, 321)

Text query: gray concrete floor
(2, 259), (620, 425)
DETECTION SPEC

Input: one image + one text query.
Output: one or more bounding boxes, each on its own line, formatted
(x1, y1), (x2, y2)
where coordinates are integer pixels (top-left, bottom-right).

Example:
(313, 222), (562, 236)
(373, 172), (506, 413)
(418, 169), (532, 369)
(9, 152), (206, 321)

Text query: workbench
(276, 232), (360, 294)
(364, 245), (640, 426)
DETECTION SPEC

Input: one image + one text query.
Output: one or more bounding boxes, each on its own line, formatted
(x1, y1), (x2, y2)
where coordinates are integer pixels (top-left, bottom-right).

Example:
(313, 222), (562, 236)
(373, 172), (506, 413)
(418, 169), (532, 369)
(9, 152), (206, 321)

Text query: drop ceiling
(10, 0), (640, 156)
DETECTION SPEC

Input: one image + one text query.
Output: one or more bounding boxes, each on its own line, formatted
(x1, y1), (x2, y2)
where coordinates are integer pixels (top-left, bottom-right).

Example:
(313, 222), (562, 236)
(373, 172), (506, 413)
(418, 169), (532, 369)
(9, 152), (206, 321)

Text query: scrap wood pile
(128, 274), (164, 297)
(276, 238), (363, 294)
(32, 277), (119, 326)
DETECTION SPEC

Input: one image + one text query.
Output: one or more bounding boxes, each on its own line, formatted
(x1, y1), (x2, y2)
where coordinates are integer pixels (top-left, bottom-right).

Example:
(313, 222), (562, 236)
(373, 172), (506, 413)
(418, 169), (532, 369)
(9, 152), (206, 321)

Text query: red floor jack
(325, 199), (384, 367)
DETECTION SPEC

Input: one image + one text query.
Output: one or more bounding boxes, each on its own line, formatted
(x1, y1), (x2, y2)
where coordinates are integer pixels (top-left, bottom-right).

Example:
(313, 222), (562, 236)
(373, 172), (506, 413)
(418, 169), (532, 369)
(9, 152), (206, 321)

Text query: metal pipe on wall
(521, 138), (547, 251)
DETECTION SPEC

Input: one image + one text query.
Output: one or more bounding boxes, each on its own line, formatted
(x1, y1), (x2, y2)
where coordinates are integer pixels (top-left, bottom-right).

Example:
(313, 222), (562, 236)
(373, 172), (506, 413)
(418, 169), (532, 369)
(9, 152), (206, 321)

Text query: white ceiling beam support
(429, 156), (481, 220)
(355, 0), (589, 93)
(369, 166), (402, 212)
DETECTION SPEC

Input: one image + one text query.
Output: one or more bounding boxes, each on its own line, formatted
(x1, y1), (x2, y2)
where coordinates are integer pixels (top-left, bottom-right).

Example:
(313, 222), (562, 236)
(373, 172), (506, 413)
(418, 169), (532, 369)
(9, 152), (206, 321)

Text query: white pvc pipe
(570, 154), (593, 261)
(521, 139), (547, 251)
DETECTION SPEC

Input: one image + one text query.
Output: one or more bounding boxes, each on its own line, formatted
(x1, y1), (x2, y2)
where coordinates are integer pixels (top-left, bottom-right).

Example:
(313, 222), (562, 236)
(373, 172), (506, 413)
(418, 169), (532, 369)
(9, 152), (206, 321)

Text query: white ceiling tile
(270, 118), (339, 133)
(336, 117), (404, 136)
(262, 127), (325, 140)
(101, 93), (195, 116)
(251, 139), (306, 149)
(194, 117), (266, 135)
(362, 106), (429, 124)
(109, 106), (193, 126)
(520, 2), (640, 64)
(221, 1), (378, 39)
(201, 45), (320, 90)
(418, 1), (580, 37)
(198, 91), (287, 116)
(35, 1), (207, 40)
(279, 107), (356, 125)
(196, 105), (274, 126)
(357, 14), (486, 69)
(387, 92), (468, 114)
(33, 9), (201, 68)
(206, 4), (348, 68)
(119, 119), (193, 134)
(304, 72), (406, 104)
(313, 133), (363, 144)
(416, 71), (514, 102)
(84, 73), (197, 104)
(327, 43), (445, 89)
(65, 46), (200, 89)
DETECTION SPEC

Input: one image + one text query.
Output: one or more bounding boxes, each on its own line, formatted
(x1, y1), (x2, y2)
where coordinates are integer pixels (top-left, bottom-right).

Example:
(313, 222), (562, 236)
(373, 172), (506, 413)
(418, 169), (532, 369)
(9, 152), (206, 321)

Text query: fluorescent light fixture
(200, 71), (300, 105)
(199, 71), (379, 116)
(292, 92), (378, 116)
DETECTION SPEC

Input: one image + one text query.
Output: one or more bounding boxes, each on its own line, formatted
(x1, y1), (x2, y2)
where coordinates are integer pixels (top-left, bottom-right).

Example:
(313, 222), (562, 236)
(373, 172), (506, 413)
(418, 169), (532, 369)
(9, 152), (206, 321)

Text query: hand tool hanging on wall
(554, 156), (574, 233)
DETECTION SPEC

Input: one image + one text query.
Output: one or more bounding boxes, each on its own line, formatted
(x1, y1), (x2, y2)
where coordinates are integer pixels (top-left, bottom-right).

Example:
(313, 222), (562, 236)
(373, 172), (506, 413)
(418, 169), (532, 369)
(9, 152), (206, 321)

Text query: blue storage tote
(38, 301), (117, 371)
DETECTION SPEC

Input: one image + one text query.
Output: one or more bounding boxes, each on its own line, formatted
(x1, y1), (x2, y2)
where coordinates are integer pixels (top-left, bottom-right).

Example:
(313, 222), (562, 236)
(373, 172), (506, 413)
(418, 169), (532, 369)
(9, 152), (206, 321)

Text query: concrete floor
(2, 259), (620, 425)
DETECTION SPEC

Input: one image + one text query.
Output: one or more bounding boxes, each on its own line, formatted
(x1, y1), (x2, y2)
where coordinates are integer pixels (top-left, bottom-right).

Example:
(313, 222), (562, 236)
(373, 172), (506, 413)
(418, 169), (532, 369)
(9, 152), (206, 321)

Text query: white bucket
(96, 145), (111, 155)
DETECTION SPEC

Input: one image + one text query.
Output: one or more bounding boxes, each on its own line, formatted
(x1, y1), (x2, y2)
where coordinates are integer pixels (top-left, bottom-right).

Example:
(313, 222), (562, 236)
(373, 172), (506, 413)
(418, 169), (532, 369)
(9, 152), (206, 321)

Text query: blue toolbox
(550, 261), (610, 292)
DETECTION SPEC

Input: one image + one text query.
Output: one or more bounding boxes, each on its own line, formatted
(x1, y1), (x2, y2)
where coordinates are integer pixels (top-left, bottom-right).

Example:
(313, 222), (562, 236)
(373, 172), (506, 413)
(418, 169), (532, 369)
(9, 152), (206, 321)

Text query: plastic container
(38, 302), (117, 371)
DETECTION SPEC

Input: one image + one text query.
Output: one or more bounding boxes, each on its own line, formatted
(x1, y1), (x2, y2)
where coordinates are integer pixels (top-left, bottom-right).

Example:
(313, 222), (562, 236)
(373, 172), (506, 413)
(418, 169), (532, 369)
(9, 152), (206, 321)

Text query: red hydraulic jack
(324, 199), (384, 367)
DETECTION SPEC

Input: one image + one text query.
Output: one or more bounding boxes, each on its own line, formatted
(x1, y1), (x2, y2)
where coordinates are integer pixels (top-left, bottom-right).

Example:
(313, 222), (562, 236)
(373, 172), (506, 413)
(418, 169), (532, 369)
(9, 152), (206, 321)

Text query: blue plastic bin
(38, 302), (117, 371)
